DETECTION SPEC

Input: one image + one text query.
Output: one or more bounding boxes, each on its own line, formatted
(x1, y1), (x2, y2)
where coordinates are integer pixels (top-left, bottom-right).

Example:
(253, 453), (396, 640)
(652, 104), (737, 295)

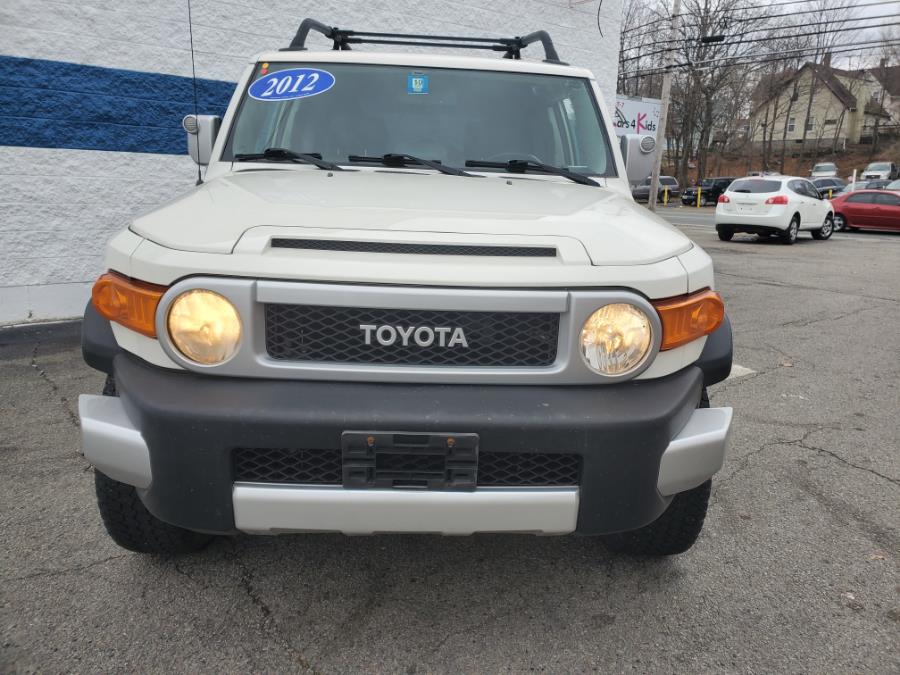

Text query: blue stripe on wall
(0, 56), (235, 155)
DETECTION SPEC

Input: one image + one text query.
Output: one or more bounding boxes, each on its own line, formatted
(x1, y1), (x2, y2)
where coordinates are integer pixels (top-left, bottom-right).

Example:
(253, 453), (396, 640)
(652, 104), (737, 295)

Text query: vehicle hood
(131, 169), (692, 265)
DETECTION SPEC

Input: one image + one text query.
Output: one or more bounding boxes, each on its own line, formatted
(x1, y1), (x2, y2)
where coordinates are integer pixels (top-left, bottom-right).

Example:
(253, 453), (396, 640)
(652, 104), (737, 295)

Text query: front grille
(271, 238), (557, 257)
(265, 305), (559, 366)
(233, 448), (580, 486)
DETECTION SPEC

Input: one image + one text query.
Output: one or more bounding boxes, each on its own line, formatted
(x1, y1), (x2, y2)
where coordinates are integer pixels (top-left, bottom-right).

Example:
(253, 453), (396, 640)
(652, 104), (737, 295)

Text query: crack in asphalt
(29, 342), (79, 428)
(777, 306), (883, 329)
(789, 429), (900, 488)
(3, 554), (129, 582)
(716, 271), (900, 304)
(228, 544), (321, 674)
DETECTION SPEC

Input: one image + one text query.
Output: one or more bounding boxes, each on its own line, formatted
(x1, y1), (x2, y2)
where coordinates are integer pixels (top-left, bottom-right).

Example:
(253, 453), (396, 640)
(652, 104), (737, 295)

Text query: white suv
(715, 176), (835, 244)
(78, 19), (733, 557)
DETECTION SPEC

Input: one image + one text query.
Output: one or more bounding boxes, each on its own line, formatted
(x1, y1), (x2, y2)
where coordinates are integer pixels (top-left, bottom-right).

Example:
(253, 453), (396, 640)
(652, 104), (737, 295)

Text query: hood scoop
(270, 238), (557, 258)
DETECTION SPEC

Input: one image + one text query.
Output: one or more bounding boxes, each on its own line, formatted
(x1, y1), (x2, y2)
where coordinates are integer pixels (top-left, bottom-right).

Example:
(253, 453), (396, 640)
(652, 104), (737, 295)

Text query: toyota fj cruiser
(79, 19), (734, 557)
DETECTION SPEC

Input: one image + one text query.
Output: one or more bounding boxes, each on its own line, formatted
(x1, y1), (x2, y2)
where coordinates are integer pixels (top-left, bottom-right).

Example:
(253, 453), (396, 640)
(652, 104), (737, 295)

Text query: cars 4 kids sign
(614, 96), (661, 136)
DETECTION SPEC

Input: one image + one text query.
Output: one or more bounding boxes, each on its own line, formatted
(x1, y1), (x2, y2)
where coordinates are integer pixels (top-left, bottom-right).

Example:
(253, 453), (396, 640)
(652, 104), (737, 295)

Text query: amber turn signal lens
(91, 272), (166, 338)
(653, 289), (725, 351)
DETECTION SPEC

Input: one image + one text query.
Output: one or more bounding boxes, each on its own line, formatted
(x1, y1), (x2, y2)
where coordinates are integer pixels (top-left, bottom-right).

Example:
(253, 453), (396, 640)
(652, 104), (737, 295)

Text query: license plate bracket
(341, 431), (479, 491)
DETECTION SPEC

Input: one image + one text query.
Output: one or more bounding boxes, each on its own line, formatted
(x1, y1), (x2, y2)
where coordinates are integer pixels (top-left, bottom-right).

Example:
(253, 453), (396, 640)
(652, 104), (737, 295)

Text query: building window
(787, 117), (796, 132)
(806, 119), (815, 131)
(824, 118), (837, 126)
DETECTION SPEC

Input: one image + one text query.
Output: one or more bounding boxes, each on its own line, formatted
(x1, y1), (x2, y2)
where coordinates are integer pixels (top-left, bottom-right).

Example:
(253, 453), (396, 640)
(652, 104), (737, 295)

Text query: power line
(721, 0), (869, 13)
(721, 0), (899, 24)
(621, 7), (900, 52)
(618, 17), (900, 63)
(698, 9), (900, 42)
(624, 39), (900, 79)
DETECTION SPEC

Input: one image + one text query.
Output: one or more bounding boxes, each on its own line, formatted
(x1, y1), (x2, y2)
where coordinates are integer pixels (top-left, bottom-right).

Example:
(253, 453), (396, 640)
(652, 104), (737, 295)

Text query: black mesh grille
(234, 448), (342, 484)
(478, 452), (580, 486)
(233, 448), (580, 486)
(265, 305), (559, 366)
(271, 239), (556, 257)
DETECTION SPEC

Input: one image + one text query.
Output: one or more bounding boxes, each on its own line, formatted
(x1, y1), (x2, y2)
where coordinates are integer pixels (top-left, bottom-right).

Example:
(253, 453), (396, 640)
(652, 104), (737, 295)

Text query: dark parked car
(811, 177), (845, 199)
(830, 190), (900, 232)
(632, 176), (680, 203)
(682, 177), (736, 206)
(834, 180), (885, 196)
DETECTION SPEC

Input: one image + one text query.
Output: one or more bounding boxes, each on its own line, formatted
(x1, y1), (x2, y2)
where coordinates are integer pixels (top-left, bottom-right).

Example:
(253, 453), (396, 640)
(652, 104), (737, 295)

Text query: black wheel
(601, 388), (713, 556)
(93, 376), (213, 554)
(94, 471), (213, 554)
(717, 227), (734, 241)
(833, 214), (847, 231)
(811, 215), (834, 240)
(779, 215), (800, 245)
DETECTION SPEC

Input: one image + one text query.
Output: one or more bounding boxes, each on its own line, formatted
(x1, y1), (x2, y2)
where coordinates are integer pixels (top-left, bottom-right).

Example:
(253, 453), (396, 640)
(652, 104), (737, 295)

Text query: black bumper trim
(696, 315), (733, 386)
(82, 302), (119, 375)
(111, 353), (703, 536)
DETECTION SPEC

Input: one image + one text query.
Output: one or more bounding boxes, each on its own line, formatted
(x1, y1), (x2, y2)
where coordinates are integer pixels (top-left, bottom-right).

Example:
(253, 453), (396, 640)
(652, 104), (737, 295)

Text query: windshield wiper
(233, 148), (344, 171)
(348, 153), (474, 177)
(464, 159), (600, 187)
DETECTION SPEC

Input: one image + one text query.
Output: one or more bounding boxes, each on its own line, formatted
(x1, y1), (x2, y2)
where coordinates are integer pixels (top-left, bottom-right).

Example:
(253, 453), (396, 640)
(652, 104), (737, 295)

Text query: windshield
(887, 180), (900, 189)
(813, 164), (835, 171)
(224, 63), (616, 176)
(866, 163), (890, 171)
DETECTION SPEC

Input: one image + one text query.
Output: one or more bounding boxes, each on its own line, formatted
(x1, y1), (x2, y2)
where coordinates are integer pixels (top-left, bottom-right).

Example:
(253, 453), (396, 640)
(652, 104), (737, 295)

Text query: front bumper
(79, 353), (732, 536)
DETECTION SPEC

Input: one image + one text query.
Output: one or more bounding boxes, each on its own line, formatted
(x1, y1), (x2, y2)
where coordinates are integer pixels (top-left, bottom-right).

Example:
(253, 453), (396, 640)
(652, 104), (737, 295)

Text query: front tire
(833, 213), (847, 231)
(811, 215), (834, 240)
(94, 471), (213, 554)
(780, 215), (800, 245)
(717, 227), (734, 241)
(601, 389), (713, 556)
(94, 376), (213, 554)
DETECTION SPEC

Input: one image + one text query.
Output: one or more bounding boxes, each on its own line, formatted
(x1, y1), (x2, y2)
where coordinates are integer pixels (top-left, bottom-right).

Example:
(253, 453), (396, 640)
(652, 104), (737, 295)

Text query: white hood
(131, 169), (692, 266)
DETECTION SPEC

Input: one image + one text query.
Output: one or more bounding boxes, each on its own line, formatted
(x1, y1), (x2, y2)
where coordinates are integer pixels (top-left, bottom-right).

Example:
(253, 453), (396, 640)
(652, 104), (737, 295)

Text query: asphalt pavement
(2, 217), (899, 673)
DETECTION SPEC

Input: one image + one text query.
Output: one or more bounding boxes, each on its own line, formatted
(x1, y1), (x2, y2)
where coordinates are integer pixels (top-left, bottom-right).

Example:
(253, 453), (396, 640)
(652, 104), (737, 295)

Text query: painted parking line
(726, 364), (756, 380)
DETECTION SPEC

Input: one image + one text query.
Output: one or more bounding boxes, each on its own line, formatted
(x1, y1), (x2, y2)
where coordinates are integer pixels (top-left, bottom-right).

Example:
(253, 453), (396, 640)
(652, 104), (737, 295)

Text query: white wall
(0, 0), (621, 325)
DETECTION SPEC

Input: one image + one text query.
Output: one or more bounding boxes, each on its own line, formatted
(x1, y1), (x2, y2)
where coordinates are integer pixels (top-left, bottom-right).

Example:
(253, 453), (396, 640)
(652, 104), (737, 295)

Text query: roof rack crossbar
(283, 18), (565, 63)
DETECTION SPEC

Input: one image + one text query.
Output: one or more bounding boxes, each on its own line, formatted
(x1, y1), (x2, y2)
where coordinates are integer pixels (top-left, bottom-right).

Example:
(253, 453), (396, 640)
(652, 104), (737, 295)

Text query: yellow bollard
(697, 186), (702, 208)
(664, 186), (669, 205)
(828, 188), (832, 199)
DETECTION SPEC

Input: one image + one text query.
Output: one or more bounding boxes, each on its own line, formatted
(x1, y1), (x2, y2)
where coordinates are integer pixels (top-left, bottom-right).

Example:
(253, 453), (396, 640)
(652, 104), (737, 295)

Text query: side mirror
(183, 114), (221, 166)
(620, 134), (656, 186)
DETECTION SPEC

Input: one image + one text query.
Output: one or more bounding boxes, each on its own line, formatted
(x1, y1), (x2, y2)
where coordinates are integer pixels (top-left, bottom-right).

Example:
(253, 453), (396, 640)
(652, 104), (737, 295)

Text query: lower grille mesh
(233, 448), (580, 487)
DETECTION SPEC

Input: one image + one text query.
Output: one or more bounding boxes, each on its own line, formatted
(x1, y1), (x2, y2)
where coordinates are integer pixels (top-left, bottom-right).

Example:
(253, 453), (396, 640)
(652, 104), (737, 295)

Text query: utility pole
(648, 0), (681, 212)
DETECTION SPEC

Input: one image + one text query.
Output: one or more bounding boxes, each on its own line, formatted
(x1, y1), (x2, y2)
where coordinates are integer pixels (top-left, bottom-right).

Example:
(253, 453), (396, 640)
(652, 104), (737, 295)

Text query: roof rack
(282, 18), (566, 64)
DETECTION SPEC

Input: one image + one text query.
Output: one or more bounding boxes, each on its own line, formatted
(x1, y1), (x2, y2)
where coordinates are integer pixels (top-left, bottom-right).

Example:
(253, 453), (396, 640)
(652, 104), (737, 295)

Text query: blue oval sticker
(248, 67), (335, 101)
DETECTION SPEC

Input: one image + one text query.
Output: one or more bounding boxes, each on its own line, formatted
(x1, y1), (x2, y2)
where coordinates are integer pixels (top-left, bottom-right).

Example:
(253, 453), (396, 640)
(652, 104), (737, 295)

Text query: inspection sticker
(407, 73), (429, 94)
(248, 68), (335, 101)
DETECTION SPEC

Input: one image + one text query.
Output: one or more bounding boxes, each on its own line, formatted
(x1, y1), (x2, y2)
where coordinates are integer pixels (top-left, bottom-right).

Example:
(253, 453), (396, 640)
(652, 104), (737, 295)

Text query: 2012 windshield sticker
(248, 68), (335, 101)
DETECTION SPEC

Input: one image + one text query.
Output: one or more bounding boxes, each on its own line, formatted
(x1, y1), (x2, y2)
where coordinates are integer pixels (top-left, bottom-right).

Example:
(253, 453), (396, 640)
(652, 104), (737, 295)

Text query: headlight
(167, 290), (242, 364)
(580, 303), (652, 376)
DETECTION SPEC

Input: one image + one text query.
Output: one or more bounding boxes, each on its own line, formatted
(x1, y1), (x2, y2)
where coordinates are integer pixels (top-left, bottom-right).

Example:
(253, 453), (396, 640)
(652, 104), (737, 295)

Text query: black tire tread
(602, 480), (712, 556)
(94, 471), (213, 554)
(94, 375), (211, 554)
(601, 387), (713, 556)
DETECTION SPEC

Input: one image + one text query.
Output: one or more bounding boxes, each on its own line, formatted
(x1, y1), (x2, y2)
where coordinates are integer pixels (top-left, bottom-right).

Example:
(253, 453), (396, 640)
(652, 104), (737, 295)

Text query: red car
(831, 189), (900, 232)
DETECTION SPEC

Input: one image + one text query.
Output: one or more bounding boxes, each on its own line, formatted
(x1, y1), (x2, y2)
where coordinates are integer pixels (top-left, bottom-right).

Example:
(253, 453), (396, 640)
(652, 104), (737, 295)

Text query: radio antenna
(187, 0), (203, 186)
